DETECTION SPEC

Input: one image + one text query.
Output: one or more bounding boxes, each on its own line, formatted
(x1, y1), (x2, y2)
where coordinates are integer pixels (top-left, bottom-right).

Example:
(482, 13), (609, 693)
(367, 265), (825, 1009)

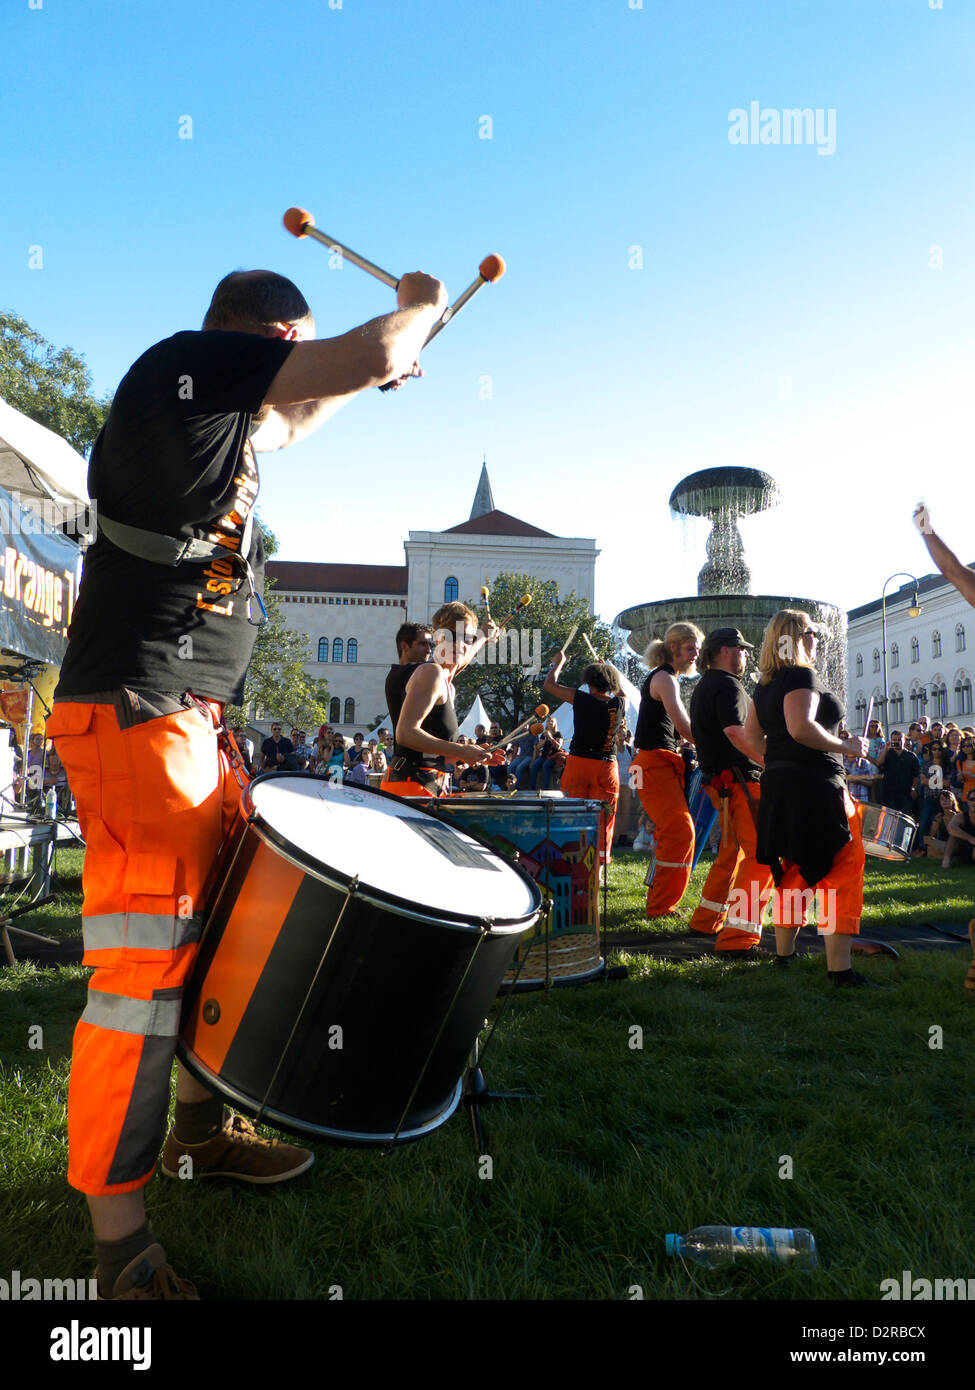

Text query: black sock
(172, 1095), (226, 1145)
(95, 1222), (155, 1299)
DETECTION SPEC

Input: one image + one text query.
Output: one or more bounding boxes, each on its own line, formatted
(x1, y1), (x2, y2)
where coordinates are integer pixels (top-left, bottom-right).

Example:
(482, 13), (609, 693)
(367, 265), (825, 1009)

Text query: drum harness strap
(731, 766), (761, 832)
(387, 754), (447, 793)
(96, 511), (268, 626)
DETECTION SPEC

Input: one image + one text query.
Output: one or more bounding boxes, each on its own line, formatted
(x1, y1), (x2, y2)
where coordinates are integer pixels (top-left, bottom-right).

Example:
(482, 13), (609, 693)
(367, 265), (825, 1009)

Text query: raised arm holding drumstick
(543, 648), (625, 867)
(915, 502), (975, 992)
(914, 503), (975, 607)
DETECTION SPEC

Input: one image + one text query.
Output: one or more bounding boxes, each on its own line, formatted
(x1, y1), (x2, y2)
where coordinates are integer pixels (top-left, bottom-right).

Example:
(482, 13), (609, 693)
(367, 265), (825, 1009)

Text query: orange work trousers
(47, 696), (239, 1196)
(776, 794), (865, 935)
(689, 782), (773, 950)
(559, 755), (620, 865)
(631, 749), (694, 916)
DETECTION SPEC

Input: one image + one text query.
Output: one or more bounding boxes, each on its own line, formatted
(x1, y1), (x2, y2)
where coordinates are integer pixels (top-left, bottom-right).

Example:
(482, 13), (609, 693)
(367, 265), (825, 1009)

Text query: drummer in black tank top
(630, 623), (703, 917)
(382, 600), (504, 797)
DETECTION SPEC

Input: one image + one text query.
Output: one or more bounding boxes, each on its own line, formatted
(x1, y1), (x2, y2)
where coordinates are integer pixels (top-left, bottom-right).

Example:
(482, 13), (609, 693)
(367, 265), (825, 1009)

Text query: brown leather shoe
(160, 1112), (314, 1184)
(99, 1243), (199, 1300)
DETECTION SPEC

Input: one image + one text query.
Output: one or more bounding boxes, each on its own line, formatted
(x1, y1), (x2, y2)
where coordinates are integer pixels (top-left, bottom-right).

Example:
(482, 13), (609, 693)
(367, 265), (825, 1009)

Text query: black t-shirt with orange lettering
(55, 330), (293, 704)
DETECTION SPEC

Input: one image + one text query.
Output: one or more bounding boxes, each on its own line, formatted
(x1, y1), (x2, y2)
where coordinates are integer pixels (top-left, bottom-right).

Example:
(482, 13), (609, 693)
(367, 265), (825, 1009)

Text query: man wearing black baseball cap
(688, 628), (769, 955)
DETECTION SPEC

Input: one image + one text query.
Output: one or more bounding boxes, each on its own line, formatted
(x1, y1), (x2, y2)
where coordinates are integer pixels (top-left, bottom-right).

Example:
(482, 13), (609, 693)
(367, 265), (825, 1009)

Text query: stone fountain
(615, 467), (847, 701)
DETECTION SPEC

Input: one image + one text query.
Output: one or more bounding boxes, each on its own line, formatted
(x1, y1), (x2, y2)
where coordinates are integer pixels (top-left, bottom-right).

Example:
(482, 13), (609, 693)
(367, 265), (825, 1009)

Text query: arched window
(955, 679), (972, 716)
(931, 681), (948, 719)
(332, 638), (343, 663)
(890, 643), (899, 669)
(329, 697), (340, 722)
(911, 637), (920, 664)
(318, 637), (329, 662)
(932, 630), (942, 658)
(890, 689), (904, 724)
(444, 576), (459, 602)
(957, 624), (966, 652)
(872, 649), (881, 673)
(855, 654), (863, 677)
(344, 698), (355, 724)
(855, 695), (867, 725)
(346, 638), (358, 664)
(910, 684), (925, 720)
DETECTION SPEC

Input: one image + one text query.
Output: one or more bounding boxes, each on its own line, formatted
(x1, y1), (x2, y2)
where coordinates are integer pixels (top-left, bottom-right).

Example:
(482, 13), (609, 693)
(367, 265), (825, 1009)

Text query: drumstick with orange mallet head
(484, 704), (550, 754)
(283, 206), (505, 347)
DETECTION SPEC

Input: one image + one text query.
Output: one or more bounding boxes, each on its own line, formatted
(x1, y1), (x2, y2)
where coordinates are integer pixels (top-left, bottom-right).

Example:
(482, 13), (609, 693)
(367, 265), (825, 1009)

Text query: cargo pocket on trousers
(120, 852), (182, 958)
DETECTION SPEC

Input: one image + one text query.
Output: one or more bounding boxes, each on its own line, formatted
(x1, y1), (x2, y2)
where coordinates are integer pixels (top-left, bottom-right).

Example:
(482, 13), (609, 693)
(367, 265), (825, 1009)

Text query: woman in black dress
(744, 609), (877, 986)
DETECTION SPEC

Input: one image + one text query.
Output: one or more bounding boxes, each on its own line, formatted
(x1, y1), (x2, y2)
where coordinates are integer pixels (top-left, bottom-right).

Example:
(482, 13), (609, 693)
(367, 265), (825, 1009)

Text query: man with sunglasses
(261, 721), (295, 770)
(876, 729), (920, 816)
(46, 265), (449, 1299)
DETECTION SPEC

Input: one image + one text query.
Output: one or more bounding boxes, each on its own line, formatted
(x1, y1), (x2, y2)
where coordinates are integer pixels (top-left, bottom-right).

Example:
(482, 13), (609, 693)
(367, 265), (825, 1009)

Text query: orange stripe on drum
(182, 839), (304, 1075)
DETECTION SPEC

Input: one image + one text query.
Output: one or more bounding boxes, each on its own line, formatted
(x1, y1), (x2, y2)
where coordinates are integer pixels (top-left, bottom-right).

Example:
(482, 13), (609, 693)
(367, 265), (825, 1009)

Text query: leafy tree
(451, 572), (616, 729)
(0, 312), (112, 454)
(225, 518), (329, 730)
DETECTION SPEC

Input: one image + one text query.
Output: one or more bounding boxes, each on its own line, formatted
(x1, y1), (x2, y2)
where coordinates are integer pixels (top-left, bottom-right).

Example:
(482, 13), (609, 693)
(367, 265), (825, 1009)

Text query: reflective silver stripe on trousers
(699, 897), (729, 912)
(81, 913), (203, 953)
(656, 860), (692, 869)
(80, 990), (182, 1037)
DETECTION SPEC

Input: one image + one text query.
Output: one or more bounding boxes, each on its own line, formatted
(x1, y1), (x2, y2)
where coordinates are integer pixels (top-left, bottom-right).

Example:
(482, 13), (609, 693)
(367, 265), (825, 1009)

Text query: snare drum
(178, 775), (541, 1146)
(859, 803), (917, 860)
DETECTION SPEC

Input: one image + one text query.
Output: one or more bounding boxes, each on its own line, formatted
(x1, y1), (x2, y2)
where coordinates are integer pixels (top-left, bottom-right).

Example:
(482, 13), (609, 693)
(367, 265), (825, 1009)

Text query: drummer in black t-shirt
(743, 609), (876, 986)
(46, 264), (452, 1299)
(687, 628), (769, 956)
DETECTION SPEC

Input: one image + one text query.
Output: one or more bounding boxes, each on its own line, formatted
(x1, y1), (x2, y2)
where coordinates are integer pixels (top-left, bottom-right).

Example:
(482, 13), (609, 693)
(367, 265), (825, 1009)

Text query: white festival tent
(457, 693), (493, 739)
(0, 399), (90, 822)
(0, 397), (91, 512)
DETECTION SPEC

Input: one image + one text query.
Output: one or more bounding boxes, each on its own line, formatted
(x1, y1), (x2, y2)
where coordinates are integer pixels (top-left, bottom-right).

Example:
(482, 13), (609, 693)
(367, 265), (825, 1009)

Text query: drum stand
(458, 907), (545, 1157)
(0, 894), (57, 966)
(462, 1033), (538, 1158)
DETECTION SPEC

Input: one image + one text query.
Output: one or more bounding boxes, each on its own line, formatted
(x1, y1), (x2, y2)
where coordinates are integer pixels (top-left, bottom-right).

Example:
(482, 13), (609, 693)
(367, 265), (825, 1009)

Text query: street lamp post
(880, 573), (922, 732)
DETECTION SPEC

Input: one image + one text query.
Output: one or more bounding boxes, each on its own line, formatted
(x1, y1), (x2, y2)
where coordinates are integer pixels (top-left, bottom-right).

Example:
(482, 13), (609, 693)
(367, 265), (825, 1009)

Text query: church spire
(469, 458), (495, 520)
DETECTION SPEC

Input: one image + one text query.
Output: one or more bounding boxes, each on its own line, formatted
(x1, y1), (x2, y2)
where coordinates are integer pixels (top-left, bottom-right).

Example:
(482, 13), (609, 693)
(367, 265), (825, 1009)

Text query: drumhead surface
(246, 775), (539, 925)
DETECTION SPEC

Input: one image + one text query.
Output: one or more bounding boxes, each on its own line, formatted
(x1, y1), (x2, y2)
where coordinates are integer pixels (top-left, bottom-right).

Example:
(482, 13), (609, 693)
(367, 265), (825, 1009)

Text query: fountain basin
(617, 594), (847, 702)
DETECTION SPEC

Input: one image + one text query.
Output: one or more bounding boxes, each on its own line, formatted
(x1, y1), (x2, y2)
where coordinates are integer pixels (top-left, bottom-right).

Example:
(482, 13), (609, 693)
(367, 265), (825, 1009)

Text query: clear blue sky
(4, 0), (973, 629)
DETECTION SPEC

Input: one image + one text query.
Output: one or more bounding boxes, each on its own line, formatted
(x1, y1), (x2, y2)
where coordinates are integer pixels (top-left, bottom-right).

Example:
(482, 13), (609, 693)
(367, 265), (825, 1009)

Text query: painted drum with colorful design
(430, 793), (604, 988)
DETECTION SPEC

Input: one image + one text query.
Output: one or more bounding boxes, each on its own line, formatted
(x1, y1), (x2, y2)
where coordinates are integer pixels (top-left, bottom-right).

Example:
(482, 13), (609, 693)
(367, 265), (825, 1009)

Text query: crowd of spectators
(236, 714), (642, 811)
(838, 715), (975, 866)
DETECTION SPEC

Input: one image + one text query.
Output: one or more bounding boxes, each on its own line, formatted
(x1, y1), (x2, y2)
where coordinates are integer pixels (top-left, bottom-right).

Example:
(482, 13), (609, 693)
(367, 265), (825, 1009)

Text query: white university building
(266, 465), (599, 733)
(846, 565), (975, 733)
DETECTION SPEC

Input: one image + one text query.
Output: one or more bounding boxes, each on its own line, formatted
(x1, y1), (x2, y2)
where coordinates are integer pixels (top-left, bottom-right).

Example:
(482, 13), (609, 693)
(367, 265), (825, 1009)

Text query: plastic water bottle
(44, 786), (58, 820)
(665, 1226), (818, 1269)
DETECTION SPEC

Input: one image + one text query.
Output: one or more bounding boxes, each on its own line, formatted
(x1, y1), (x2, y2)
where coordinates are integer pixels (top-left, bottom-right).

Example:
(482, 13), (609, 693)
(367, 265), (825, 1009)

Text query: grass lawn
(1, 844), (972, 1302)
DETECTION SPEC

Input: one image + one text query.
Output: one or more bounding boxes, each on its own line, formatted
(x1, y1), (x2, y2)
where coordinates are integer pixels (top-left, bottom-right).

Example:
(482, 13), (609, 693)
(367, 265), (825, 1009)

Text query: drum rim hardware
(245, 772), (541, 931)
